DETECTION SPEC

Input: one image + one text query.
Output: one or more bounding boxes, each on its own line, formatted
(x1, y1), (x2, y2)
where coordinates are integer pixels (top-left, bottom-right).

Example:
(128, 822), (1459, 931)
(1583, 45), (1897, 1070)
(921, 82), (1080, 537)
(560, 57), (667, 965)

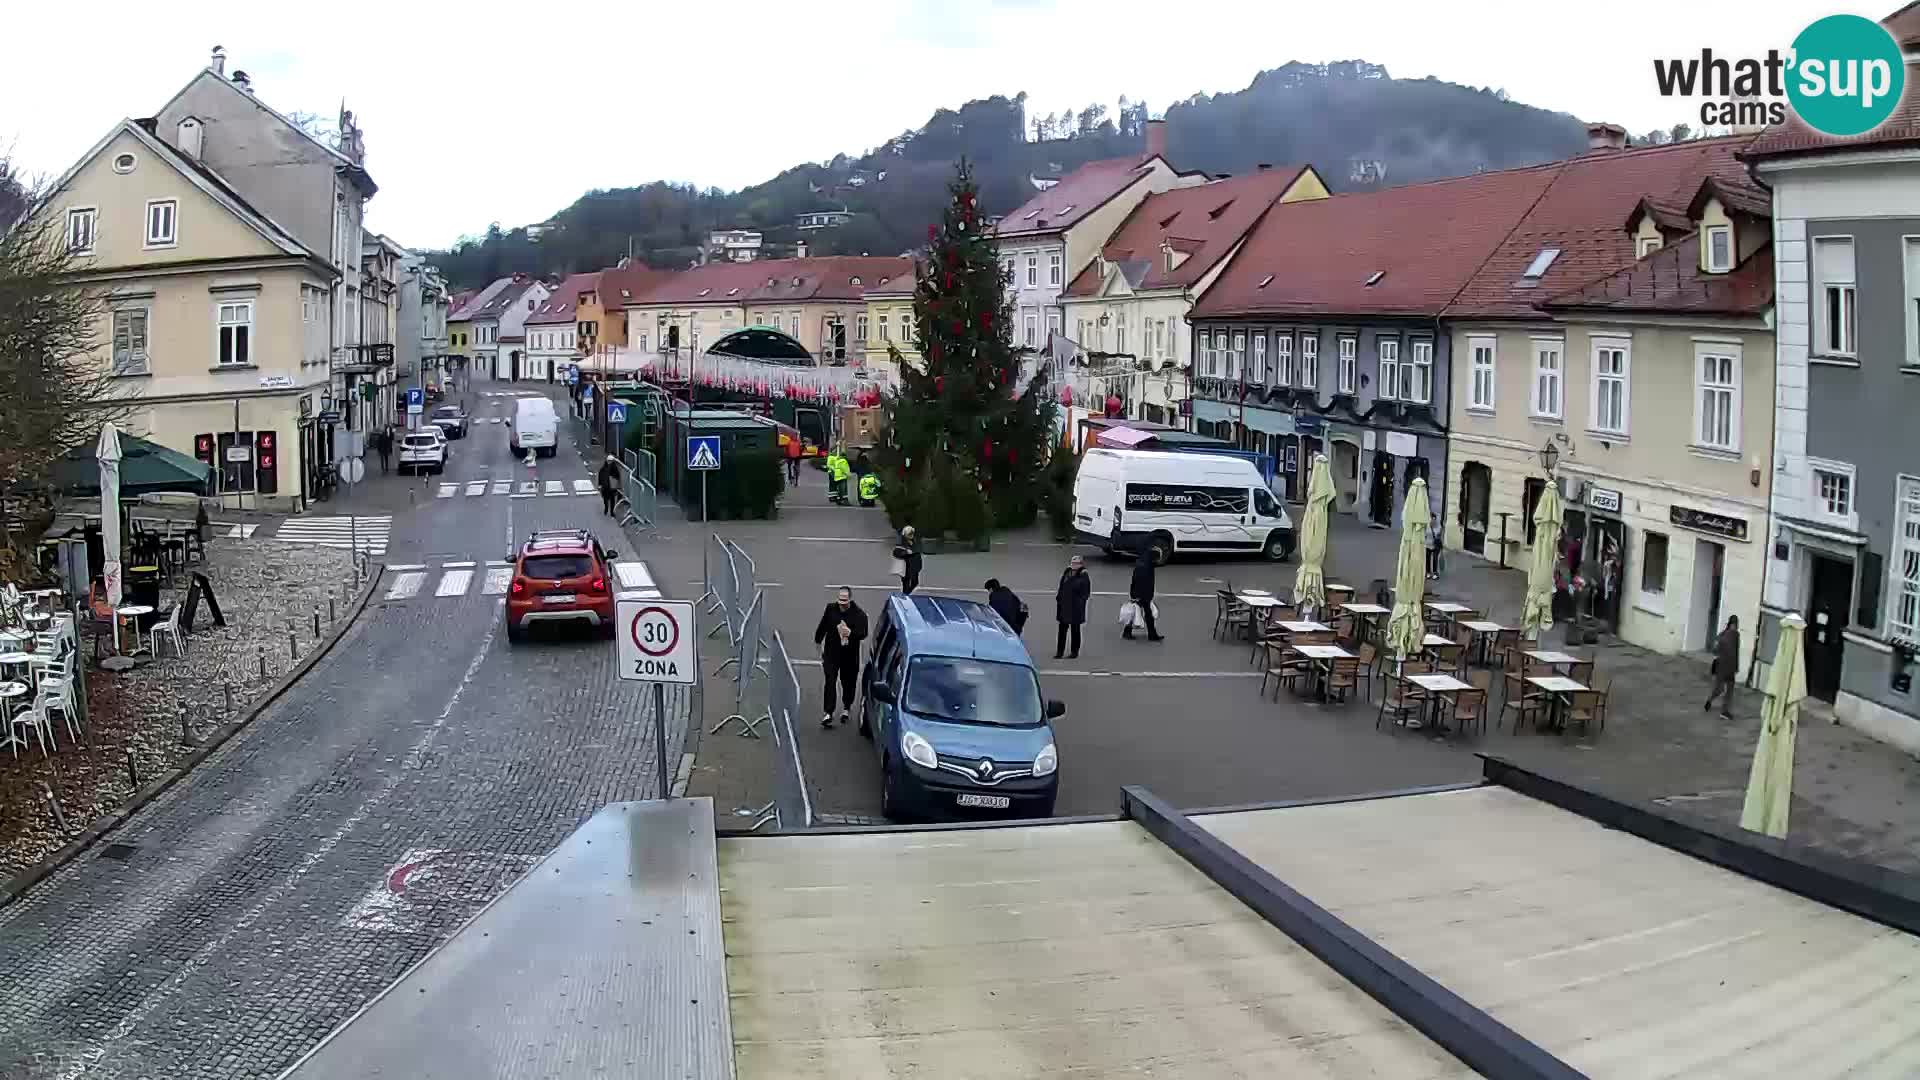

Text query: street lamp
(1538, 439), (1559, 475)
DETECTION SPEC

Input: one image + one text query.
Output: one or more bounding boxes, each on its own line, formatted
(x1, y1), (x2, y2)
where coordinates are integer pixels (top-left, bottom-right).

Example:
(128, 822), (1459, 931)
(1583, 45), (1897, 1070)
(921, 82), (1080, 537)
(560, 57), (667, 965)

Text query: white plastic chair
(33, 653), (79, 747)
(149, 604), (185, 658)
(10, 694), (54, 759)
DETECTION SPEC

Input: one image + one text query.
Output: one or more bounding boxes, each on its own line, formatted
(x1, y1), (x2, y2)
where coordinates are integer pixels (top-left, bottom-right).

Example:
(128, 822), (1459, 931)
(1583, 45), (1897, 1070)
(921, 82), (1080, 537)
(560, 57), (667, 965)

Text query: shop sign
(258, 374), (295, 389)
(298, 397), (313, 419)
(1587, 486), (1623, 514)
(1670, 504), (1749, 542)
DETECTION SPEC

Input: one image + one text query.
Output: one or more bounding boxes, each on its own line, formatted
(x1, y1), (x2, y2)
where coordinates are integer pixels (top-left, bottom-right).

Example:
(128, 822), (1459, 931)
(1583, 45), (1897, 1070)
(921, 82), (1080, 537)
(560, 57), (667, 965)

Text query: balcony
(334, 342), (395, 375)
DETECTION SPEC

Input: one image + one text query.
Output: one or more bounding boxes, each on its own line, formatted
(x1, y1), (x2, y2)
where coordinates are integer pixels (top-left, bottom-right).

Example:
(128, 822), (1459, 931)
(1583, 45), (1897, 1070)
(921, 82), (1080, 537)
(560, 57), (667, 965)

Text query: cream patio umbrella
(1518, 481), (1563, 641)
(1384, 477), (1431, 662)
(97, 423), (124, 606)
(1741, 614), (1807, 839)
(1292, 453), (1335, 614)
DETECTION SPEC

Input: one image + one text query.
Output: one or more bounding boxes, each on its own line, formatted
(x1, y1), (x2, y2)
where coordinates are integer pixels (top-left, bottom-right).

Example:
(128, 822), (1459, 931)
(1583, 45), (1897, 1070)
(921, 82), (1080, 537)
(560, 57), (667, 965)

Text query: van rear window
(523, 555), (593, 580)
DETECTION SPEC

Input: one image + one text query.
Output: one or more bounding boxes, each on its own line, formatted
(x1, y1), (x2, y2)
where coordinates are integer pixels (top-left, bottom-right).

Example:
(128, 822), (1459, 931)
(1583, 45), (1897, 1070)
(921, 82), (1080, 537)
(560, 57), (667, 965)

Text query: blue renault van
(857, 594), (1063, 821)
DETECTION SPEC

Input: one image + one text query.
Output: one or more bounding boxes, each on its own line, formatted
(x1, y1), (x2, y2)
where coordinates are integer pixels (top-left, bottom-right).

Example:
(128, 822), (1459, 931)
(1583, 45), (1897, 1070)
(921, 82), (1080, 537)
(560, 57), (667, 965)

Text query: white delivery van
(1073, 448), (1294, 564)
(509, 397), (559, 458)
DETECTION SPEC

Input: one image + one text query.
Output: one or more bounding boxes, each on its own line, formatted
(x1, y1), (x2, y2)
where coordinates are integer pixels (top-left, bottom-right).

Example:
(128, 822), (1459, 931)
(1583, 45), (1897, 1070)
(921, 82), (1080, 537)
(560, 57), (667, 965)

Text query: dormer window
(726, 287), (739, 296)
(849, 276), (861, 285)
(1704, 225), (1733, 273)
(1521, 248), (1561, 279)
(1023, 209), (1040, 220)
(1637, 235), (1663, 258)
(697, 288), (711, 297)
(767, 278), (775, 287)
(1058, 205), (1074, 215)
(792, 277), (801, 286)
(1207, 201), (1233, 221)
(1258, 274), (1274, 289)
(1364, 270), (1385, 287)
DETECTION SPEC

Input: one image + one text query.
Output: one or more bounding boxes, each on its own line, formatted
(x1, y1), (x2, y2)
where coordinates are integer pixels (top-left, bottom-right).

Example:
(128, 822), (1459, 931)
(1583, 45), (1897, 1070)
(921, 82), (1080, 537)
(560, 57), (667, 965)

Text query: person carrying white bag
(1121, 543), (1164, 642)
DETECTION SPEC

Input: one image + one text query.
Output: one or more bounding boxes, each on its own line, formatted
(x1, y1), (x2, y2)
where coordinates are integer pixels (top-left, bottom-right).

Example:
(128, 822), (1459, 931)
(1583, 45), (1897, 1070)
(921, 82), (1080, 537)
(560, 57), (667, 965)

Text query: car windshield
(522, 554), (593, 580)
(433, 406), (461, 419)
(402, 435), (438, 448)
(902, 657), (1042, 727)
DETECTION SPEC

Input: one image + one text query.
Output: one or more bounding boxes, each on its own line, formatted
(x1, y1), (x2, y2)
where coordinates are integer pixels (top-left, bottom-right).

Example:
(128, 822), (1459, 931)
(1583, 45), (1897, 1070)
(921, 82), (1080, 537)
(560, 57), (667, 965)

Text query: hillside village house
(1747, 19), (1920, 752)
(994, 120), (1207, 355)
(1443, 131), (1775, 659)
(1060, 164), (1328, 425)
(454, 274), (550, 381)
(524, 273), (595, 382)
(597, 263), (677, 354)
(861, 269), (919, 383)
(350, 232), (403, 430)
(395, 249), (450, 401)
(35, 49), (372, 510)
(619, 256), (913, 364)
(1186, 164), (1557, 513)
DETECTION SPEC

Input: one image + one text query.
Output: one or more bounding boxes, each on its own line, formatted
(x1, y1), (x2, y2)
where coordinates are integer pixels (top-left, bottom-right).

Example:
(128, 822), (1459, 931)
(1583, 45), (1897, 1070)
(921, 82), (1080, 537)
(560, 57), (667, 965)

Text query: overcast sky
(4, 0), (1820, 251)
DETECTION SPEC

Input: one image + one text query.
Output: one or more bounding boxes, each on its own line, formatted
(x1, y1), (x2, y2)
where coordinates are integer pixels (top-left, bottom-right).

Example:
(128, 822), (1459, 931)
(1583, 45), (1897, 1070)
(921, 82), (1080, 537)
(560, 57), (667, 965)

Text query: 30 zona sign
(616, 599), (696, 684)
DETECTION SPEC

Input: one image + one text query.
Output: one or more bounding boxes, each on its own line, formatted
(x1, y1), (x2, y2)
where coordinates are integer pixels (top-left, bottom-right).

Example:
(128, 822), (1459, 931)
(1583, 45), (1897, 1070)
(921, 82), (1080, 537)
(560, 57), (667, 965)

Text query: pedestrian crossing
(224, 524), (259, 539)
(436, 478), (597, 499)
(379, 560), (653, 603)
(272, 515), (392, 556)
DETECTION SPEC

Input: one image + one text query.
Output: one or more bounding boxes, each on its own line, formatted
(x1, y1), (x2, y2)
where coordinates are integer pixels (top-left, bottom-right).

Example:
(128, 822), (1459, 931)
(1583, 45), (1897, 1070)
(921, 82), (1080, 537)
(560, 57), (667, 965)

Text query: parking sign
(617, 599), (696, 684)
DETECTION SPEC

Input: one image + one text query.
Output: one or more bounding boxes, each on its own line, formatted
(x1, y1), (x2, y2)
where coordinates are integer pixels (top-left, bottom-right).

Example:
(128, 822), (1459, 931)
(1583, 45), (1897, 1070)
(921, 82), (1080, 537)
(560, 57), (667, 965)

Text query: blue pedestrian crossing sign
(607, 402), (627, 424)
(687, 435), (722, 471)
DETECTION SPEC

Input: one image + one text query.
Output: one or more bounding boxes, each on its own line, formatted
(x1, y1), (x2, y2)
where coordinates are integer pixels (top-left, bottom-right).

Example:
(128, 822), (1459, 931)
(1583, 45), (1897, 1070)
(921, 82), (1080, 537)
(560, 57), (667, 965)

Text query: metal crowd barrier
(698, 533), (739, 642)
(726, 540), (763, 648)
(740, 629), (814, 830)
(614, 449), (656, 531)
(711, 590), (769, 737)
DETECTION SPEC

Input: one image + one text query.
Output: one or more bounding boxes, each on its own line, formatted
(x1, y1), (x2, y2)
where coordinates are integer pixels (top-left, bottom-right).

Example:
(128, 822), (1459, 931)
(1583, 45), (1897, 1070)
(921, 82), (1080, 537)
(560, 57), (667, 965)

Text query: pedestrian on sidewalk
(1123, 543), (1163, 642)
(785, 436), (801, 486)
(1054, 555), (1091, 659)
(1426, 495), (1443, 581)
(813, 586), (868, 728)
(597, 455), (622, 517)
(375, 429), (392, 475)
(984, 578), (1027, 635)
(1705, 615), (1741, 718)
(893, 525), (923, 594)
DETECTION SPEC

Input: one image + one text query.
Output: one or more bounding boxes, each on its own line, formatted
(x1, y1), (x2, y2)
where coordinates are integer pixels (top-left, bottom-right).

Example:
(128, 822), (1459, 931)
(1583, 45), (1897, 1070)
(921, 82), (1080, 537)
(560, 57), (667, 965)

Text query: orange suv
(504, 529), (619, 643)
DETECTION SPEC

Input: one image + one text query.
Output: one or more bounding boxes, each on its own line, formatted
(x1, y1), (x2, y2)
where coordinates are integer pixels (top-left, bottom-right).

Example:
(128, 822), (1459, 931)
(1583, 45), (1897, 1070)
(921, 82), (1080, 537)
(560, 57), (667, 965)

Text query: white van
(509, 397), (559, 458)
(1073, 448), (1294, 564)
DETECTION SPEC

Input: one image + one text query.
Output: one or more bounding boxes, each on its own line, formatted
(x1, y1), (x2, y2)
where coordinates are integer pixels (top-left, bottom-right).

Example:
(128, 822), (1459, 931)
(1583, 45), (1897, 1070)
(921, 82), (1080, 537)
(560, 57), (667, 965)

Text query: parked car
(397, 430), (447, 475)
(504, 529), (619, 643)
(858, 593), (1062, 822)
(429, 404), (469, 439)
(1073, 446), (1294, 564)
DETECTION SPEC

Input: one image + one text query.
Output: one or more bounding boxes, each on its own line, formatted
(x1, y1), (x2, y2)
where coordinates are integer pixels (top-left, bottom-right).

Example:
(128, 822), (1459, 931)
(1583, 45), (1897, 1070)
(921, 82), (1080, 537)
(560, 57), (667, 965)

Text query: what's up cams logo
(1654, 14), (1906, 137)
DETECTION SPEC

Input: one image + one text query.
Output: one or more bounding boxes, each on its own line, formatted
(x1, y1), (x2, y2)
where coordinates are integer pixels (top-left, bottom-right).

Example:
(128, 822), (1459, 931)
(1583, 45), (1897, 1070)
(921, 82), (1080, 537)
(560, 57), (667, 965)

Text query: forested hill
(429, 60), (1589, 289)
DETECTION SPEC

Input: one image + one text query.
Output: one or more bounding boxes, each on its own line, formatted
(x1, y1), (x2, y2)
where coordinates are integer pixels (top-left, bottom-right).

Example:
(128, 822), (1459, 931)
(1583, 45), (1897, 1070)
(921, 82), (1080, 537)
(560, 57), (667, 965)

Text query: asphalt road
(0, 385), (690, 1080)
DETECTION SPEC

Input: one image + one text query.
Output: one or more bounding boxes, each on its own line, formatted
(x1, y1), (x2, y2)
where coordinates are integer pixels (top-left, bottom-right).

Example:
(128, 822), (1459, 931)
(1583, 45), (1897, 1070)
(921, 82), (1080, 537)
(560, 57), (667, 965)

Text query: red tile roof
(993, 155), (1171, 239)
(1540, 232), (1774, 317)
(1190, 165), (1561, 319)
(599, 264), (678, 307)
(1443, 135), (1762, 318)
(623, 256), (914, 306)
(1745, 60), (1920, 158)
(1063, 167), (1317, 298)
(526, 272), (599, 325)
(1885, 1), (1920, 47)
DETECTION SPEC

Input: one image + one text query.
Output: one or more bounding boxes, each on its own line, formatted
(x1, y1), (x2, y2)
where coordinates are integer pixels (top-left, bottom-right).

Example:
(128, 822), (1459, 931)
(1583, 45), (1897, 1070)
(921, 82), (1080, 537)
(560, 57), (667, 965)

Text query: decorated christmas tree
(878, 160), (1056, 540)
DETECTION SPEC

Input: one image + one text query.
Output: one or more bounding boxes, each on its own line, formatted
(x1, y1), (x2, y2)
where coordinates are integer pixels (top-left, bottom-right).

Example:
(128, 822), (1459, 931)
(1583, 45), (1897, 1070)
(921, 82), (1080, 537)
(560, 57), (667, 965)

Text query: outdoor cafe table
(1275, 620), (1331, 635)
(1293, 643), (1352, 701)
(1459, 620), (1506, 665)
(1526, 674), (1589, 731)
(1325, 582), (1356, 605)
(0, 681), (27, 749)
(113, 605), (154, 656)
(1341, 602), (1390, 644)
(1407, 672), (1472, 734)
(1420, 634), (1462, 665)
(0, 652), (32, 684)
(1525, 649), (1582, 673)
(0, 631), (30, 652)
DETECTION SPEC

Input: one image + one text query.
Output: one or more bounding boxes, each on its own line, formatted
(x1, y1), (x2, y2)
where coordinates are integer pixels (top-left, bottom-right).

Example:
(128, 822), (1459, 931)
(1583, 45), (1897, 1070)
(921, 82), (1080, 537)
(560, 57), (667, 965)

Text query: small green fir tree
(879, 160), (1056, 537)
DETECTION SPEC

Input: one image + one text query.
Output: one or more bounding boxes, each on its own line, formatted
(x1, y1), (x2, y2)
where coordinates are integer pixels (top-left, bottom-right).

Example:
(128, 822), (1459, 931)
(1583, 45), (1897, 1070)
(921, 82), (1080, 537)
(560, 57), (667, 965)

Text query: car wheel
(510, 443), (521, 456)
(597, 620), (616, 641)
(506, 621), (524, 644)
(1263, 532), (1293, 562)
(880, 758), (905, 822)
(1148, 533), (1174, 566)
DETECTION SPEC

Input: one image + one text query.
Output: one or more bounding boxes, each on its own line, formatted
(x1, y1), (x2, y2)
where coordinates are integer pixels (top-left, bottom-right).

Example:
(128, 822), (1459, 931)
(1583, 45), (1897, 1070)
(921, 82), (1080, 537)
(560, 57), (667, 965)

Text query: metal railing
(698, 533), (739, 643)
(756, 630), (814, 830)
(614, 449), (656, 531)
(712, 589), (769, 737)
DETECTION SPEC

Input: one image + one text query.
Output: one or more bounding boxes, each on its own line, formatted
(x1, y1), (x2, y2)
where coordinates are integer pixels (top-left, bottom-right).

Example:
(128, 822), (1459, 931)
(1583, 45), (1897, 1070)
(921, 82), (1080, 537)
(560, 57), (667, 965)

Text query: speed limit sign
(616, 599), (696, 684)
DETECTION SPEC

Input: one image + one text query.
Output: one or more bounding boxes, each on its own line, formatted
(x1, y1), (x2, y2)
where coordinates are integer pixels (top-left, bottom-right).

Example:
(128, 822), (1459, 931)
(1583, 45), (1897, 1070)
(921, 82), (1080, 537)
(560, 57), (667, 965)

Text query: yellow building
(34, 118), (337, 509)
(859, 269), (918, 384)
(621, 256), (913, 364)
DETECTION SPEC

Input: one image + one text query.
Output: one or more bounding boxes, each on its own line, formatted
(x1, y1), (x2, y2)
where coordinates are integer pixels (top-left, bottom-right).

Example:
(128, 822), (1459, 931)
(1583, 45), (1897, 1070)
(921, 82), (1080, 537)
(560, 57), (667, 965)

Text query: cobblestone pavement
(0, 540), (356, 874)
(0, 396), (691, 1080)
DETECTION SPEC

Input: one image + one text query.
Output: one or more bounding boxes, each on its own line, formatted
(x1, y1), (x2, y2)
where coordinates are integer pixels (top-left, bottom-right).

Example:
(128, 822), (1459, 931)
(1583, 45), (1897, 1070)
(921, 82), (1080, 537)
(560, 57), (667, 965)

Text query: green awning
(53, 433), (213, 496)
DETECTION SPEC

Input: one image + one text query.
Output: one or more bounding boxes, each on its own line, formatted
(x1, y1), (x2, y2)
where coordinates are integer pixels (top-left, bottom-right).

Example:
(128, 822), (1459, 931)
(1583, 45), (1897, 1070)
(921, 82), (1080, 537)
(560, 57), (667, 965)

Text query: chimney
(1586, 122), (1627, 151)
(210, 45), (226, 76)
(796, 240), (808, 259)
(231, 69), (252, 94)
(1144, 118), (1167, 160)
(178, 117), (204, 162)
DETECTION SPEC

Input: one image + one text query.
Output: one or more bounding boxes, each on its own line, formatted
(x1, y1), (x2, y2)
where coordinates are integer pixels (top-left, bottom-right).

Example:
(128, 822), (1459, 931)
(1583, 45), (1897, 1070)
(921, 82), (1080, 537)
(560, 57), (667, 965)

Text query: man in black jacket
(1054, 555), (1091, 659)
(596, 456), (622, 517)
(984, 578), (1026, 635)
(813, 587), (868, 728)
(1123, 544), (1163, 641)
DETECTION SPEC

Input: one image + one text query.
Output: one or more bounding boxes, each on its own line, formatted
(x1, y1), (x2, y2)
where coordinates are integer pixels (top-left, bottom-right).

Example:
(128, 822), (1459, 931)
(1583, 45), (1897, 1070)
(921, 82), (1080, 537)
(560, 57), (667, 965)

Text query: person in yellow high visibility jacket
(857, 471), (880, 507)
(828, 451), (851, 503)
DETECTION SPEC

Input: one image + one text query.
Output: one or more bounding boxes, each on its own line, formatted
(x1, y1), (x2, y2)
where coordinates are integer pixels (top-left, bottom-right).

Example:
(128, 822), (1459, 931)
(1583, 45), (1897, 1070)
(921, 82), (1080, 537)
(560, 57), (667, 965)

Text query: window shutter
(1858, 548), (1883, 629)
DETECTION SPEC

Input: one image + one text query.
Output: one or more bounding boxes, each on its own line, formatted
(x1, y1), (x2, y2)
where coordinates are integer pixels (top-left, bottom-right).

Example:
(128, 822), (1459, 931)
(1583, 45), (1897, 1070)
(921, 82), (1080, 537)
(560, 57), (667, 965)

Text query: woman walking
(893, 525), (923, 594)
(1054, 555), (1091, 659)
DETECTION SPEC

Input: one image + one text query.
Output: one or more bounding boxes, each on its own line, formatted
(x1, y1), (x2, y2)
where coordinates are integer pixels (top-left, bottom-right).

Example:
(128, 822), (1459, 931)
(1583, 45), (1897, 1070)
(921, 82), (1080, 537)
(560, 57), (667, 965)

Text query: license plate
(955, 793), (1010, 809)
(543, 593), (576, 604)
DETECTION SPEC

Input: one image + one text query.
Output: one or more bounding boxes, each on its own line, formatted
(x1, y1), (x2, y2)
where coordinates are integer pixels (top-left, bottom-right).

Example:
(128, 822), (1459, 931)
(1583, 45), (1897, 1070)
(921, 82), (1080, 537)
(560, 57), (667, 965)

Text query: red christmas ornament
(927, 224), (937, 241)
(1059, 386), (1073, 406)
(1105, 394), (1123, 417)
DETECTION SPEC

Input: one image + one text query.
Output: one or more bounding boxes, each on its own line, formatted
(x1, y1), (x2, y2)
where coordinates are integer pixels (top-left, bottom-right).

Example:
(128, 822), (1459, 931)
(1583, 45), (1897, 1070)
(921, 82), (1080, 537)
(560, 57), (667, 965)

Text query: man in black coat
(894, 526), (923, 594)
(813, 587), (868, 728)
(1053, 555), (1091, 659)
(984, 578), (1026, 635)
(596, 455), (622, 517)
(1123, 544), (1163, 641)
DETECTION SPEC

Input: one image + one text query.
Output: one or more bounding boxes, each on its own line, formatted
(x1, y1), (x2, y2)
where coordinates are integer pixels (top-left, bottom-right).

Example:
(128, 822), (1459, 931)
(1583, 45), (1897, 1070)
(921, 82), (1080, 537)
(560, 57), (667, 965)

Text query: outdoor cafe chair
(1501, 669), (1548, 734)
(9, 691), (52, 759)
(1262, 646), (1310, 699)
(1354, 641), (1380, 701)
(1569, 659), (1595, 685)
(1449, 686), (1490, 738)
(1213, 591), (1252, 641)
(1375, 671), (1429, 730)
(1247, 618), (1284, 667)
(149, 602), (186, 659)
(1565, 679), (1608, 735)
(1325, 656), (1364, 704)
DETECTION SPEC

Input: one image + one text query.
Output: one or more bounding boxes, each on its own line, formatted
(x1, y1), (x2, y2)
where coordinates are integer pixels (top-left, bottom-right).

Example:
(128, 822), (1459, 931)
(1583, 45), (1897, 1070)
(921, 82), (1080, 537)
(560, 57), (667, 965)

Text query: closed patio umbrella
(1292, 453), (1335, 612)
(1741, 613), (1807, 839)
(97, 423), (124, 604)
(1519, 482), (1563, 641)
(1384, 477), (1430, 662)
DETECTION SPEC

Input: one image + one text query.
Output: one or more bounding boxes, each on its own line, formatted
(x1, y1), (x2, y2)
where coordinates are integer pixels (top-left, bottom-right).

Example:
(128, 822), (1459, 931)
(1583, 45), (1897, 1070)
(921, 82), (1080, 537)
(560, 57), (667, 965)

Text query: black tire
(510, 443), (521, 456)
(1263, 531), (1294, 562)
(597, 620), (616, 641)
(1148, 533), (1173, 566)
(505, 621), (524, 645)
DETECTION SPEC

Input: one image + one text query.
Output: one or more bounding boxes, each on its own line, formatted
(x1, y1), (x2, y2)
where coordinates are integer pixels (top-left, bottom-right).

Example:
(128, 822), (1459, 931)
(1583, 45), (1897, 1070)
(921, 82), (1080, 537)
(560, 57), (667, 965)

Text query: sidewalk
(1323, 511), (1920, 874)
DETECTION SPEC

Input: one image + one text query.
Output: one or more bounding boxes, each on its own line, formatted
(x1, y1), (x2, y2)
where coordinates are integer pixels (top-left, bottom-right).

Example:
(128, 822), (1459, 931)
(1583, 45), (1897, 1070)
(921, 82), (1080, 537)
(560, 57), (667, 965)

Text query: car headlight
(901, 731), (938, 770)
(1033, 742), (1057, 778)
